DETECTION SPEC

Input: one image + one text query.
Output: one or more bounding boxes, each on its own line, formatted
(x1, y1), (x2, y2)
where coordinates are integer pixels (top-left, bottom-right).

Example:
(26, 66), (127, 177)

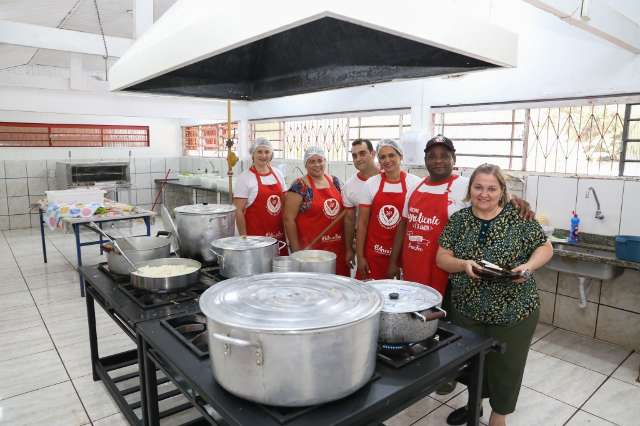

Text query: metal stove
(81, 263), (226, 426)
(139, 312), (497, 426)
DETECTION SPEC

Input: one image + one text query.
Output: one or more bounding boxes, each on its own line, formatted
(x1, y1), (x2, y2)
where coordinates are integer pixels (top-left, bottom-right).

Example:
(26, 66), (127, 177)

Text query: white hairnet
(377, 139), (403, 157)
(303, 146), (326, 164)
(250, 137), (273, 154)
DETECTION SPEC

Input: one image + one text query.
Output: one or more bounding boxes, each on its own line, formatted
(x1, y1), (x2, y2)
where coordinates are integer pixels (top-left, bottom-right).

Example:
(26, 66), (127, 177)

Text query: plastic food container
(615, 235), (640, 262)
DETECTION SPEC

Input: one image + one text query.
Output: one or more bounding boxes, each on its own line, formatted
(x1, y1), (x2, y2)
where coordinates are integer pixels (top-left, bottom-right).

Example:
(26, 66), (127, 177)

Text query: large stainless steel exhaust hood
(110, 0), (518, 100)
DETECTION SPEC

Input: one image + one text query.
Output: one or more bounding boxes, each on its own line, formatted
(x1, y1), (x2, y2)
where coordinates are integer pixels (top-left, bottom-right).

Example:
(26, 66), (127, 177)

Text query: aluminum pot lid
(211, 236), (277, 250)
(199, 272), (383, 331)
(174, 203), (235, 215)
(369, 280), (442, 313)
(291, 250), (336, 263)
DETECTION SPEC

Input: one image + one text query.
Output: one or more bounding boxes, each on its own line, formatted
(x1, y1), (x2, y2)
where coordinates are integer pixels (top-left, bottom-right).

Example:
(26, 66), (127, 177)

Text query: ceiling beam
(0, 20), (133, 57)
(134, 0), (154, 39)
(523, 0), (640, 53)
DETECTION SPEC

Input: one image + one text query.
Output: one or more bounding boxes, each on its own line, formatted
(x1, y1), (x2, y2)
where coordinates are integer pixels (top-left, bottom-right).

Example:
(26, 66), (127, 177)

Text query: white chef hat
(377, 139), (403, 157)
(303, 146), (326, 164)
(249, 137), (273, 154)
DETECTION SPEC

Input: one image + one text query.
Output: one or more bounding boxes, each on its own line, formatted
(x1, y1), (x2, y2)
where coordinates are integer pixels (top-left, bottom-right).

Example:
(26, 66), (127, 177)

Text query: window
(182, 122), (238, 157)
(622, 104), (640, 176)
(0, 122), (150, 147)
(251, 110), (411, 161)
(433, 101), (633, 176)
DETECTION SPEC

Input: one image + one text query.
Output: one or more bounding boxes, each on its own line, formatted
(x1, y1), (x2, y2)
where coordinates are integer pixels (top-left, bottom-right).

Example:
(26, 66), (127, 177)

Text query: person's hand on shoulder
(510, 195), (535, 220)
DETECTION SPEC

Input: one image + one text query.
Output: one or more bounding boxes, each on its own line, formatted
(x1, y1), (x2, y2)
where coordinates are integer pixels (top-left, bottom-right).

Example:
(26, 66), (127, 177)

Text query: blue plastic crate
(615, 235), (640, 263)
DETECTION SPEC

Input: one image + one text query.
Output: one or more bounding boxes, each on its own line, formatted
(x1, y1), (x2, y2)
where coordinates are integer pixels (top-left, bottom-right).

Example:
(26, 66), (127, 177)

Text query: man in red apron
(283, 146), (348, 276)
(389, 135), (533, 288)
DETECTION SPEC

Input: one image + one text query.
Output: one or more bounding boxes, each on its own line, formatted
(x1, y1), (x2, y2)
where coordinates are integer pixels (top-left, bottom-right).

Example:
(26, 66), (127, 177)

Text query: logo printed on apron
(377, 204), (400, 229)
(266, 194), (282, 215)
(323, 198), (340, 218)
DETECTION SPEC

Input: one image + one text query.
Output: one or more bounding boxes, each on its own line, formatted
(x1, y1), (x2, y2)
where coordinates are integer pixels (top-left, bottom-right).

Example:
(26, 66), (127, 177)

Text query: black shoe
(446, 406), (483, 426)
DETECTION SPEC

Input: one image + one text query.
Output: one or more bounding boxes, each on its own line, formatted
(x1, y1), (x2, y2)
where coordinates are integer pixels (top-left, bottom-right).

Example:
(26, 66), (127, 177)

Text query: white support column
(69, 53), (85, 90)
(134, 0), (154, 39)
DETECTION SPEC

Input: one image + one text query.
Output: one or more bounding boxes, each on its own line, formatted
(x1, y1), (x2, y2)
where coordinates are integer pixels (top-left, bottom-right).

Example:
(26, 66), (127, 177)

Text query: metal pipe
(585, 187), (604, 219)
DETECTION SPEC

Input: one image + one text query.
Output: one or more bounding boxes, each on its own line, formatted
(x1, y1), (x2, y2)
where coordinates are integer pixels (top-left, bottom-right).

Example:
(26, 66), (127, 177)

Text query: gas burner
(120, 284), (201, 310)
(162, 313), (209, 358)
(377, 329), (461, 368)
(200, 265), (226, 283)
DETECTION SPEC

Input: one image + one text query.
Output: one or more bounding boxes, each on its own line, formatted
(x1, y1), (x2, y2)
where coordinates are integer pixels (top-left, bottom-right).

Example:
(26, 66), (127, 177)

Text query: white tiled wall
(575, 179), (624, 236)
(536, 176), (578, 230)
(0, 157), (183, 230)
(526, 175), (640, 235)
(620, 181), (640, 236)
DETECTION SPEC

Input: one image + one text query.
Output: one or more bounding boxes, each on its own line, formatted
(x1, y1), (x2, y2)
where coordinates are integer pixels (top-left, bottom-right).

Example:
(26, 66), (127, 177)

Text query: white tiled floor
(0, 225), (638, 425)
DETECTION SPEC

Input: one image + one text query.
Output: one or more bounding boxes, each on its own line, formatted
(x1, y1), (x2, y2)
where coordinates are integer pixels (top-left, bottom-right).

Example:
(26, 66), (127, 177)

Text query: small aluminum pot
(291, 250), (336, 274)
(370, 280), (446, 344)
(272, 256), (298, 272)
(103, 231), (172, 275)
(209, 236), (286, 278)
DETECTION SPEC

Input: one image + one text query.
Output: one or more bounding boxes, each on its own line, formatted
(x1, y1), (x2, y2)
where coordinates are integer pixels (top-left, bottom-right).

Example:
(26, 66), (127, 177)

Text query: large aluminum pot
(131, 257), (201, 293)
(370, 280), (446, 344)
(174, 204), (235, 262)
(209, 236), (285, 278)
(103, 231), (172, 275)
(291, 249), (336, 274)
(199, 272), (383, 407)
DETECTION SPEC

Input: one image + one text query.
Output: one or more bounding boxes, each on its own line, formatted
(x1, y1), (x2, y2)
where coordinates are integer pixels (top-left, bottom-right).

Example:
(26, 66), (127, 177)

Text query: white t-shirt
(402, 175), (470, 219)
(234, 167), (286, 207)
(359, 173), (422, 207)
(342, 173), (370, 209)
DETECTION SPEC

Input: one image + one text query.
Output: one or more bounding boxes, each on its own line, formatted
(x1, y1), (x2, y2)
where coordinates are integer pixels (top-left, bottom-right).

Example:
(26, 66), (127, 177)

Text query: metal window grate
(434, 102), (632, 176)
(250, 111), (411, 161)
(0, 122), (149, 147)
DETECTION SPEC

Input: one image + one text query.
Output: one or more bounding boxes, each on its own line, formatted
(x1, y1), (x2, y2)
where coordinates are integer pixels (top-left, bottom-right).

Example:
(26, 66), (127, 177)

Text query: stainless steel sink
(546, 243), (623, 280)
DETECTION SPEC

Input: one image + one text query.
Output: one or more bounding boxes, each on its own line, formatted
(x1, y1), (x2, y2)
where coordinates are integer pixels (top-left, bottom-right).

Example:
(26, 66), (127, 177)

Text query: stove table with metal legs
(137, 320), (498, 426)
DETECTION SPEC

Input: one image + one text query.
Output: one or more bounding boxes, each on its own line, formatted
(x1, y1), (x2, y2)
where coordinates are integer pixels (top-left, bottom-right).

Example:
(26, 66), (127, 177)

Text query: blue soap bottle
(568, 211), (580, 244)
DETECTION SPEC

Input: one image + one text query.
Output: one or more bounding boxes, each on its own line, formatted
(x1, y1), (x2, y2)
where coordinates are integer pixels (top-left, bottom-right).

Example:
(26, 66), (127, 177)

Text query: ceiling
(0, 0), (177, 72)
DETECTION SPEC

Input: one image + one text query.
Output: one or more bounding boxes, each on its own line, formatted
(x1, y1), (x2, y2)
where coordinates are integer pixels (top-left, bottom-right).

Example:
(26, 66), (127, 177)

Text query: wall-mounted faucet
(585, 187), (604, 220)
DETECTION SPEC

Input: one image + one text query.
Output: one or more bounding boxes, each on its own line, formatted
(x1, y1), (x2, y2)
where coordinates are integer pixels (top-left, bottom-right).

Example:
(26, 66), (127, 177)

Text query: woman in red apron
(283, 146), (348, 276)
(356, 139), (420, 279)
(401, 175), (458, 296)
(233, 138), (287, 255)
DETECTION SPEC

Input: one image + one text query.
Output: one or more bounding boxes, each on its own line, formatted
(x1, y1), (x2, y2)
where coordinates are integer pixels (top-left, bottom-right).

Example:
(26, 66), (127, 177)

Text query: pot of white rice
(130, 258), (201, 293)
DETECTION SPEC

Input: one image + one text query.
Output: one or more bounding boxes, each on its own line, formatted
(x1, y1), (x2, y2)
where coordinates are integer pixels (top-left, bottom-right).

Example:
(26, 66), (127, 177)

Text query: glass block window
(250, 110), (411, 161)
(183, 122), (238, 157)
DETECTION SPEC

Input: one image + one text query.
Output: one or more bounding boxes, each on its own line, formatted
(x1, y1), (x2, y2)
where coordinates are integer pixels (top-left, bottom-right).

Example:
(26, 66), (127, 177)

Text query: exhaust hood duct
(110, 1), (518, 100)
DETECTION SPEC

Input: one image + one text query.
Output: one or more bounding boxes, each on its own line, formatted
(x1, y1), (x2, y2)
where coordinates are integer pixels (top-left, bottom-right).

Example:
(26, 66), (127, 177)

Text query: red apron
(244, 166), (287, 255)
(360, 172), (407, 280)
(402, 175), (457, 296)
(295, 175), (348, 276)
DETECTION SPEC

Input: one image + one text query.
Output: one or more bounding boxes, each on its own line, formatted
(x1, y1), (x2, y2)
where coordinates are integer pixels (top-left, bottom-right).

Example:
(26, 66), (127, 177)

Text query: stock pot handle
(208, 248), (224, 269)
(277, 240), (287, 251)
(425, 306), (447, 321)
(211, 333), (264, 365)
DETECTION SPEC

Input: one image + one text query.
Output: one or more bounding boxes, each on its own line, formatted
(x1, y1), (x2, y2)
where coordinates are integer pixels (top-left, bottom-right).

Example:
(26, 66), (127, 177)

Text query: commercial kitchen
(1, 0), (639, 425)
